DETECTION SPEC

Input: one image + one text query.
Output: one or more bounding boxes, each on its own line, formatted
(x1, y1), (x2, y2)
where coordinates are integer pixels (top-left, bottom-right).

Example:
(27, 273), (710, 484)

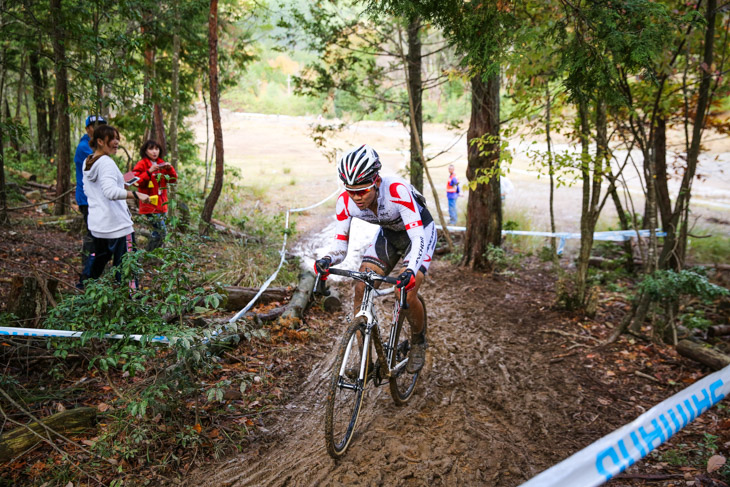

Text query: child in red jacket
(133, 140), (178, 250)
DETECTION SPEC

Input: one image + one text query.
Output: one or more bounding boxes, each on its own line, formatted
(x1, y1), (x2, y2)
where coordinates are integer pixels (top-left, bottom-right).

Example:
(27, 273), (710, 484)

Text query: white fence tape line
(520, 364), (730, 487)
(221, 186), (341, 335)
(1, 187), (341, 346)
(0, 326), (170, 344)
(290, 188), (341, 213)
(435, 226), (667, 255)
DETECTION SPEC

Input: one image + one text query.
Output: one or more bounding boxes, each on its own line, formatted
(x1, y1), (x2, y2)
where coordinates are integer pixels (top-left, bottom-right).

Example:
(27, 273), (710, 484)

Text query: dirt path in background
(185, 259), (640, 487)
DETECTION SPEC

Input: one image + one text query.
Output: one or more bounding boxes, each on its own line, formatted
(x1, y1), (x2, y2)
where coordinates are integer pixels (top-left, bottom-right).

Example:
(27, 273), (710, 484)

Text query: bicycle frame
(317, 269), (408, 386)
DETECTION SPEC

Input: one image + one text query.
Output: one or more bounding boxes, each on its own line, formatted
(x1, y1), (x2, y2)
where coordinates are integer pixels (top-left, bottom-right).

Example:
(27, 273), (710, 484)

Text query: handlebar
(313, 267), (408, 308)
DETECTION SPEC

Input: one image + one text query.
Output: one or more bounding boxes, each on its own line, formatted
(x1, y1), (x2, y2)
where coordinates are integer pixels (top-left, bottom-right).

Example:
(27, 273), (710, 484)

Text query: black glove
(314, 256), (332, 278)
(396, 269), (416, 291)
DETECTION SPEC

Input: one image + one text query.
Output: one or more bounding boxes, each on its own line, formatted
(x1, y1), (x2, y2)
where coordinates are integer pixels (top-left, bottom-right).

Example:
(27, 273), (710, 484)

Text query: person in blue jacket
(74, 115), (106, 287)
(446, 164), (461, 225)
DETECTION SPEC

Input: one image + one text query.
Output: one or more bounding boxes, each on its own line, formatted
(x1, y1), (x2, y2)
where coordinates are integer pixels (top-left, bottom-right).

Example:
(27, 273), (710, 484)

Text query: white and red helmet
(337, 144), (381, 186)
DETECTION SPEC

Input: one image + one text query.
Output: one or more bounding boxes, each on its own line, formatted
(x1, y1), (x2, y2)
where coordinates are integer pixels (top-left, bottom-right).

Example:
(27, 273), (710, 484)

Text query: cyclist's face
(346, 181), (377, 209)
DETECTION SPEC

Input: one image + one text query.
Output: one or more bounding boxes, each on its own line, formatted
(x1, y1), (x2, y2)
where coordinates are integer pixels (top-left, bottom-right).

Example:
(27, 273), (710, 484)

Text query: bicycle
(314, 267), (427, 459)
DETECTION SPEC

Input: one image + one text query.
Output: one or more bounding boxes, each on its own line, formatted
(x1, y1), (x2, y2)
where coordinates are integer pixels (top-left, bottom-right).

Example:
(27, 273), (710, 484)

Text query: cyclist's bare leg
(394, 267), (426, 335)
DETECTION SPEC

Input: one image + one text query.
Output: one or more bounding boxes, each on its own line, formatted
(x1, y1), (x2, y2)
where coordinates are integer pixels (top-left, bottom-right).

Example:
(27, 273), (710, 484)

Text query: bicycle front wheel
(325, 317), (370, 458)
(389, 294), (426, 406)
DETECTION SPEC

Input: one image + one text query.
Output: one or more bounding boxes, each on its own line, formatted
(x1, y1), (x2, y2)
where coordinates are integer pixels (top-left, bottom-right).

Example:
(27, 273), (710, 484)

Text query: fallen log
(25, 180), (53, 190)
(676, 339), (730, 370)
(210, 218), (262, 242)
(6, 167), (36, 181)
(0, 407), (97, 462)
(222, 286), (289, 311)
(257, 305), (286, 322)
(708, 325), (730, 337)
(322, 287), (343, 312)
(279, 264), (316, 327)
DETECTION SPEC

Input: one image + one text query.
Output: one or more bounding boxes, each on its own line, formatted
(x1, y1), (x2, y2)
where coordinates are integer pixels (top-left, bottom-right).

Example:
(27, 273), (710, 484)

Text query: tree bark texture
(406, 16), (423, 193)
(169, 26), (181, 170)
(29, 49), (51, 158)
(677, 339), (730, 370)
(279, 264), (316, 327)
(575, 99), (607, 308)
(462, 73), (501, 270)
(201, 0), (224, 229)
(654, 116), (671, 231)
(0, 407), (97, 462)
(545, 84), (557, 256)
(50, 0), (71, 216)
(0, 40), (7, 224)
(658, 0), (716, 270)
(222, 286), (290, 311)
(7, 276), (58, 321)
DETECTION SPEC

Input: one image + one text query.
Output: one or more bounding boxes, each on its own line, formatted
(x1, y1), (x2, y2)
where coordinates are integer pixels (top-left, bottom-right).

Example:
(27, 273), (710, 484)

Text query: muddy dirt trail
(187, 260), (629, 486)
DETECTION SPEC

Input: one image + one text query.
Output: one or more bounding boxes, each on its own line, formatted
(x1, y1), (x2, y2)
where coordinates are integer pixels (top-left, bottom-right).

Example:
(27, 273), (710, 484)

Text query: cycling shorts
(362, 221), (437, 275)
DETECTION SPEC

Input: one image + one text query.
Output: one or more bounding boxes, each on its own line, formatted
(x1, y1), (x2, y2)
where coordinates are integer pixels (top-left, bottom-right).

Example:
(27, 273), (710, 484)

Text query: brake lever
(399, 286), (408, 310)
(313, 272), (329, 296)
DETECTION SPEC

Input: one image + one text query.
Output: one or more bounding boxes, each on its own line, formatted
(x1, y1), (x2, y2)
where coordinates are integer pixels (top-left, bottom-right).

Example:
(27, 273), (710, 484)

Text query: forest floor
(1, 208), (730, 486)
(184, 240), (730, 487)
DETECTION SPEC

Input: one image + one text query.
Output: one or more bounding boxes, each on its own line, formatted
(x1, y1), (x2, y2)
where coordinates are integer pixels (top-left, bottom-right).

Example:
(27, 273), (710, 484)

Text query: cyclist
(315, 144), (437, 373)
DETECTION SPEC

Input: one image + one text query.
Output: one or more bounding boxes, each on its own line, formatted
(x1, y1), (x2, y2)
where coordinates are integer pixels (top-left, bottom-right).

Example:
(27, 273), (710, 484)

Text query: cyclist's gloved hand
(314, 256), (332, 279)
(396, 269), (416, 291)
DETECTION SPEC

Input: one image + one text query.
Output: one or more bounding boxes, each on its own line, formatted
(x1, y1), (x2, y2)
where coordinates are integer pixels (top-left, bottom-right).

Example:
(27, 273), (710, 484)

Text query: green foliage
(44, 235), (223, 377)
(638, 269), (728, 304)
(680, 308), (713, 331)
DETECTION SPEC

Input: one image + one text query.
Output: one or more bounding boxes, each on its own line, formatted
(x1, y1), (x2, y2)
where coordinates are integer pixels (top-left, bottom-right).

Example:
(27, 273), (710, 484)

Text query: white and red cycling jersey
(325, 176), (437, 274)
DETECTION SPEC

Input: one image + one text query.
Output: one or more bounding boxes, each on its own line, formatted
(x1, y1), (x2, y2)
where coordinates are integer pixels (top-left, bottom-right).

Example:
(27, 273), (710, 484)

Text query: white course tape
(1, 187), (341, 346)
(436, 226), (667, 255)
(0, 326), (169, 343)
(218, 187), (341, 336)
(520, 364), (730, 487)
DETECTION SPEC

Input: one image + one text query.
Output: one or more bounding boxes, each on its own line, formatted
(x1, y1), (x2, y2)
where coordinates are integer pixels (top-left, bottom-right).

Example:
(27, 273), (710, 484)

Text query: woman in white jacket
(82, 125), (149, 286)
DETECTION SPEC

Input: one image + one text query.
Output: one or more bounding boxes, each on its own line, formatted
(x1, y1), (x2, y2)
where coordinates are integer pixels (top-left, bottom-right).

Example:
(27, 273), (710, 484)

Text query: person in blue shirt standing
(74, 115), (107, 287)
(446, 164), (461, 225)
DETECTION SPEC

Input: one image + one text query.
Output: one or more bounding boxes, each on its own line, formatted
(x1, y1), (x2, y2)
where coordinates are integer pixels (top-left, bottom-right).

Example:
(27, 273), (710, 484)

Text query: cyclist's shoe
(406, 334), (426, 373)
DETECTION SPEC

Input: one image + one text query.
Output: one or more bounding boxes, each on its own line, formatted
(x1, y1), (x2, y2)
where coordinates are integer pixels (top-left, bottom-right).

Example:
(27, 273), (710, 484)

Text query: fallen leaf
(707, 454), (726, 473)
(97, 403), (112, 412)
(193, 423), (202, 433)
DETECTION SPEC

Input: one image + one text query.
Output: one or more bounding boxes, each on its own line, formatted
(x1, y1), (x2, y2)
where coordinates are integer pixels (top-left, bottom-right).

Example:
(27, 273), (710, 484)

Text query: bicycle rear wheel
(325, 317), (370, 458)
(389, 294), (427, 406)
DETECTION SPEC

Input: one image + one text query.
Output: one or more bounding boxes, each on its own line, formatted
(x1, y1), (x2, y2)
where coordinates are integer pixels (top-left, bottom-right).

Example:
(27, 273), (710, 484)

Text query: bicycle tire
(324, 317), (370, 458)
(389, 294), (427, 406)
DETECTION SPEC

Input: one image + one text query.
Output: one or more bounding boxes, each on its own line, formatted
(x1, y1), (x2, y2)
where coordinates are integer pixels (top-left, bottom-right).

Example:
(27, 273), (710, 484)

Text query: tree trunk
(169, 19), (181, 171)
(654, 116), (671, 231)
(44, 65), (55, 157)
(200, 0), (224, 230)
(462, 73), (501, 270)
(406, 15), (423, 193)
(50, 0), (71, 216)
(0, 37), (8, 225)
(575, 99), (593, 307)
(397, 24), (453, 253)
(7, 276), (59, 321)
(659, 0), (716, 270)
(545, 83), (556, 256)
